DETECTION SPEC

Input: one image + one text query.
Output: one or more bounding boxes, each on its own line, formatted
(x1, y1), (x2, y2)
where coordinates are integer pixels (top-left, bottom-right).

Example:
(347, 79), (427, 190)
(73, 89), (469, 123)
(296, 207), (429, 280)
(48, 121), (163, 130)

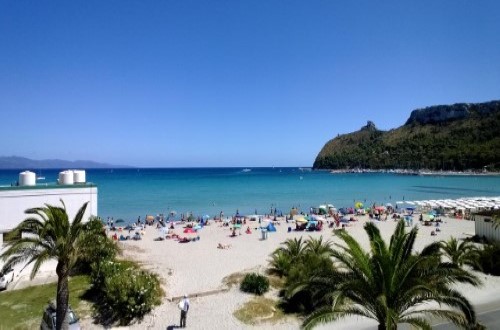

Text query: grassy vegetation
(234, 296), (285, 325)
(0, 275), (91, 330)
(222, 272), (246, 288)
(267, 275), (285, 289)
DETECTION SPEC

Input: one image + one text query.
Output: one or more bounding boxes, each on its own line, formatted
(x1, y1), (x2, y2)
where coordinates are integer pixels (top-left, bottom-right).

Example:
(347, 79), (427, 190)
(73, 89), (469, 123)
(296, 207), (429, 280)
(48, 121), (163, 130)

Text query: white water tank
(58, 170), (74, 185)
(73, 170), (86, 184)
(19, 171), (36, 186)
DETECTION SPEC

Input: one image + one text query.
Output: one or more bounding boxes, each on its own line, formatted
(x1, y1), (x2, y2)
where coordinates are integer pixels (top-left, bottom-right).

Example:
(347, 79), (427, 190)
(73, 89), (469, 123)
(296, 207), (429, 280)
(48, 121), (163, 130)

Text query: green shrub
(76, 216), (120, 274)
(240, 273), (269, 295)
(91, 260), (163, 324)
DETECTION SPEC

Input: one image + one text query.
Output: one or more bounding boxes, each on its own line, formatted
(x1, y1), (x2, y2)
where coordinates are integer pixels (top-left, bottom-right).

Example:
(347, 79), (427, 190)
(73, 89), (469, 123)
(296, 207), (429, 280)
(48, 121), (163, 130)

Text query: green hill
(313, 100), (500, 171)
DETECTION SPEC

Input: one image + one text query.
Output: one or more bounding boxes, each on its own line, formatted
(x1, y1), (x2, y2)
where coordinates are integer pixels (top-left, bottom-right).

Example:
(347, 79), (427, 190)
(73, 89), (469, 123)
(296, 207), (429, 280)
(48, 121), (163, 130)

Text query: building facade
(0, 183), (98, 244)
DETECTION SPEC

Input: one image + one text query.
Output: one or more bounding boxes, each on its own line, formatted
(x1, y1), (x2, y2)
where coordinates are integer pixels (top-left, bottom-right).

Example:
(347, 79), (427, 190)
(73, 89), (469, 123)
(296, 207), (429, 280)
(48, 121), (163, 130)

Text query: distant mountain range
(313, 100), (500, 171)
(0, 156), (129, 169)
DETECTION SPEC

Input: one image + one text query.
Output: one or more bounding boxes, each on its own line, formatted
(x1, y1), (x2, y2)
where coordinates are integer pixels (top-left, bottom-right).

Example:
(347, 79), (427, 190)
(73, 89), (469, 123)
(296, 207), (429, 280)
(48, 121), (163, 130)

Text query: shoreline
(323, 168), (500, 176)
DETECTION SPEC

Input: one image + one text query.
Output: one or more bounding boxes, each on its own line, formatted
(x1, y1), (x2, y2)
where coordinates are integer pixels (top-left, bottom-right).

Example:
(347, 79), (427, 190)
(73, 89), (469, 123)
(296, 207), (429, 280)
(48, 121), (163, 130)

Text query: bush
(91, 260), (163, 325)
(76, 216), (120, 274)
(240, 273), (269, 295)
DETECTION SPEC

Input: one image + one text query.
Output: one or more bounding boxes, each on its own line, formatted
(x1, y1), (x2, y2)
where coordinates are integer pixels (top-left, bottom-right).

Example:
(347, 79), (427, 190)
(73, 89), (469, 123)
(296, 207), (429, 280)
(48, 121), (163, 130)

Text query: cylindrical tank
(58, 170), (74, 185)
(73, 170), (86, 184)
(19, 171), (36, 186)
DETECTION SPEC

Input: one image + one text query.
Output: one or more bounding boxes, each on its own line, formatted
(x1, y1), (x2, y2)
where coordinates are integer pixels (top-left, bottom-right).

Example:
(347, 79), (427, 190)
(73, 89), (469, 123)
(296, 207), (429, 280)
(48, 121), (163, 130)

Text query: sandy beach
(74, 215), (500, 329)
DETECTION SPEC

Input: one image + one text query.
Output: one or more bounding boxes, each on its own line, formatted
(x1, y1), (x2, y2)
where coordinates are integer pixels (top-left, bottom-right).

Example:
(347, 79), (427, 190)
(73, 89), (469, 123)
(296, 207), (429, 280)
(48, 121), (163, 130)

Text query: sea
(1, 168), (499, 221)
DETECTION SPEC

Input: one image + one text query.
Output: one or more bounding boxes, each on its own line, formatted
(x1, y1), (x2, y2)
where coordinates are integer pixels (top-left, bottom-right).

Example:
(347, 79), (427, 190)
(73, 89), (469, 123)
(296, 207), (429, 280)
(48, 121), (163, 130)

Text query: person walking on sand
(178, 294), (190, 328)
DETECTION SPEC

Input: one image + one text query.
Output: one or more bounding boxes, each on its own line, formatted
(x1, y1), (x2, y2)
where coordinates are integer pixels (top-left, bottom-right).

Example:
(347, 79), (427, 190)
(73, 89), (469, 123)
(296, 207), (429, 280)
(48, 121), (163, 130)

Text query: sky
(1, 1), (499, 167)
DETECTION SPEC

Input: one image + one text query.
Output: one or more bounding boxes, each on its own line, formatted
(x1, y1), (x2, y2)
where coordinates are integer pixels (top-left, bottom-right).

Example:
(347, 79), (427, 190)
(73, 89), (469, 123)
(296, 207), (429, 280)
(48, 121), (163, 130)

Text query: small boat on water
(37, 176), (45, 180)
(242, 168), (251, 173)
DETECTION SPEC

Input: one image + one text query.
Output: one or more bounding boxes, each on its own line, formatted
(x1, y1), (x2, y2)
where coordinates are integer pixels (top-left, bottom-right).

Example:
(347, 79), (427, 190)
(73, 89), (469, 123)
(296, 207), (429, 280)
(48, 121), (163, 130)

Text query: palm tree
(492, 215), (500, 229)
(304, 236), (333, 257)
(268, 249), (293, 277)
(290, 220), (481, 330)
(279, 237), (307, 259)
(440, 237), (481, 268)
(268, 237), (307, 277)
(1, 201), (88, 330)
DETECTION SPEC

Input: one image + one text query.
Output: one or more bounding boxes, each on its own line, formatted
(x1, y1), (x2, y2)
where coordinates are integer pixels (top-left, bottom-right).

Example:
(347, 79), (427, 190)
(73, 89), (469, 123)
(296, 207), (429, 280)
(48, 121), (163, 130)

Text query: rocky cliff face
(405, 100), (500, 125)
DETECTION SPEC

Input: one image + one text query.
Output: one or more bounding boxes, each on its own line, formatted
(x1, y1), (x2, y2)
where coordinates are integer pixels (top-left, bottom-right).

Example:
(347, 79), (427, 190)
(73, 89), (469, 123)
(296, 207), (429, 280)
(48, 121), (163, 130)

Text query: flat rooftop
(0, 182), (97, 192)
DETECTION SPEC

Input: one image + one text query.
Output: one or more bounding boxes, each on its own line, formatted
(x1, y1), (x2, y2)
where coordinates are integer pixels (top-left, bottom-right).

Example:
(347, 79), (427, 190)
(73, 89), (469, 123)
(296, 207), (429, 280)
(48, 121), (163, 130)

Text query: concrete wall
(475, 215), (500, 242)
(0, 185), (98, 232)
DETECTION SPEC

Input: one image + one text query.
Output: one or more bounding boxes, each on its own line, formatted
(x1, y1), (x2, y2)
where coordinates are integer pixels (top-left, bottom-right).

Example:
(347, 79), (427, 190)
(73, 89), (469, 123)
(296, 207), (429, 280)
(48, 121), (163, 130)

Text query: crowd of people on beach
(101, 199), (461, 247)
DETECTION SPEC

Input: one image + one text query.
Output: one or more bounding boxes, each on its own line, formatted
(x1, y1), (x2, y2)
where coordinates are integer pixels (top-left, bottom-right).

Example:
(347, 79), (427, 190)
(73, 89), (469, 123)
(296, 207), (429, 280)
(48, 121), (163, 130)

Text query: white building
(0, 170), (98, 245)
(475, 214), (500, 242)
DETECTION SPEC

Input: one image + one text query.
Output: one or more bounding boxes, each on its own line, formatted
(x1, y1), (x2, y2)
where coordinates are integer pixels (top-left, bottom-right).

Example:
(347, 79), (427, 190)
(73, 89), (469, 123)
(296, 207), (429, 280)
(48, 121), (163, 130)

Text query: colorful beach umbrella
(295, 216), (307, 223)
(355, 202), (364, 209)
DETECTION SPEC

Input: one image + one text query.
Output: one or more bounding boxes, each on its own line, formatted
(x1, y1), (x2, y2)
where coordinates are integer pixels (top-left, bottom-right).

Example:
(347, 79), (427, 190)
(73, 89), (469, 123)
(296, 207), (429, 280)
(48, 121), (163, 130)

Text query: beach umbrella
(203, 215), (210, 219)
(355, 201), (364, 209)
(295, 216), (307, 223)
(115, 219), (125, 224)
(386, 203), (393, 207)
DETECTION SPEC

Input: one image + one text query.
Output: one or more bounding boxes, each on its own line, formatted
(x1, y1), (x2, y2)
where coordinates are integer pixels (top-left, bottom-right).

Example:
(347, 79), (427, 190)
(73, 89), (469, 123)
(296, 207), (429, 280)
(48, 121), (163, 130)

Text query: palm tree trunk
(56, 262), (70, 330)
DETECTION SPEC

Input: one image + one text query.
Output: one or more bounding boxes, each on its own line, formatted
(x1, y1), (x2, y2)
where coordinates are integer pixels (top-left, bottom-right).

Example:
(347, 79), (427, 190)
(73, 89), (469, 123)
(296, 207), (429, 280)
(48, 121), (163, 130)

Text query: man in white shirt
(178, 294), (190, 328)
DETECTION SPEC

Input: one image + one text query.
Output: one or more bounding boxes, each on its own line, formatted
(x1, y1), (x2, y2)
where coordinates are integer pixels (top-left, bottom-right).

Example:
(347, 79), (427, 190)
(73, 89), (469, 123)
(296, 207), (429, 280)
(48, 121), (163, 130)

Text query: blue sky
(1, 1), (499, 167)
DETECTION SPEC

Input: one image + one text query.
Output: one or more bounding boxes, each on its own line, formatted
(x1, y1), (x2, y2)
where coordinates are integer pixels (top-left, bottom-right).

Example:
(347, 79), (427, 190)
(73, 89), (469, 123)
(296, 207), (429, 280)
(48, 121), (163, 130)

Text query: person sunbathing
(217, 243), (231, 249)
(245, 227), (252, 234)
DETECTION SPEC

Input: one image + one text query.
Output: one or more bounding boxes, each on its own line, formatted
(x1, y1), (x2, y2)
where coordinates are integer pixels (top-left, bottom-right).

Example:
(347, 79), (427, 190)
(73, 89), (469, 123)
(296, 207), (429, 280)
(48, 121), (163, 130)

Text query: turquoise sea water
(1, 168), (499, 221)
